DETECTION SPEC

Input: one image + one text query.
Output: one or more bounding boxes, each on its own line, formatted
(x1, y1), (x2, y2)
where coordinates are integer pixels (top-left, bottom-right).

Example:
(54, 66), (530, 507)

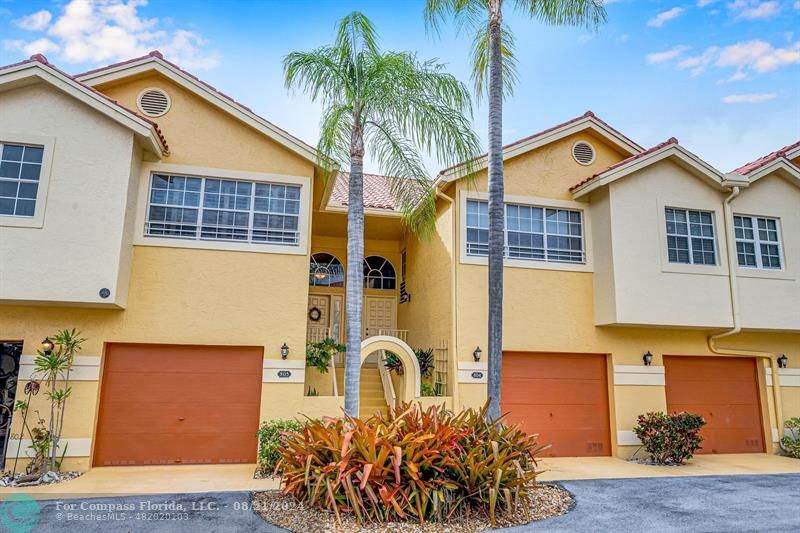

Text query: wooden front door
(94, 343), (262, 466)
(501, 352), (611, 457)
(363, 296), (397, 338)
(307, 294), (331, 343)
(664, 356), (764, 454)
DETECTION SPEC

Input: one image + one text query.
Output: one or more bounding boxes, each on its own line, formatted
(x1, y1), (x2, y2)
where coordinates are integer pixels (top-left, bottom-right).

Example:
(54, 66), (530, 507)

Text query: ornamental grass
(277, 403), (548, 525)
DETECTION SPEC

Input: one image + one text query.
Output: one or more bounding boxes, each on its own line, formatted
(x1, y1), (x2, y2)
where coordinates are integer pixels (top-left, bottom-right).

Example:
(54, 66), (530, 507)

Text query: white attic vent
(137, 88), (171, 117)
(572, 141), (596, 165)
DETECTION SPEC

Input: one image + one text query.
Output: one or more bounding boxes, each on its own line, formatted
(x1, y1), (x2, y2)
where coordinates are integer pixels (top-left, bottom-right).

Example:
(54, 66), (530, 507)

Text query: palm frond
(470, 24), (518, 101)
(424, 0), (487, 36)
(513, 0), (607, 29)
(283, 47), (347, 105)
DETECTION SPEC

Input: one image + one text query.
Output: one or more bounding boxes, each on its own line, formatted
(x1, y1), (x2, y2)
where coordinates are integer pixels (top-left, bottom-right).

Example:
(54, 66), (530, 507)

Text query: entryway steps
(335, 367), (388, 418)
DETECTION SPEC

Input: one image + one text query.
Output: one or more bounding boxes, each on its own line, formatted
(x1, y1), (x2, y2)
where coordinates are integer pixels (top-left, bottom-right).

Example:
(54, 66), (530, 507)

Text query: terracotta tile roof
(731, 140), (800, 176)
(331, 172), (427, 211)
(569, 137), (679, 192)
(1, 54), (168, 152)
(75, 51), (316, 157)
(438, 110), (645, 176)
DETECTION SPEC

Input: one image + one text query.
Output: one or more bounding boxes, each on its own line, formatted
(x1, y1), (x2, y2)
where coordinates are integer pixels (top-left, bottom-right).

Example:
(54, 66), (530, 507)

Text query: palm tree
(425, 0), (607, 421)
(284, 12), (481, 417)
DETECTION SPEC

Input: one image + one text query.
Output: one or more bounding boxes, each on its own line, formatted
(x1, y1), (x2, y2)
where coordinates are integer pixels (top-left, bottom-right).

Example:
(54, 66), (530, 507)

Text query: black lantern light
(280, 343), (290, 359)
(473, 346), (482, 362)
(643, 351), (653, 366)
(777, 354), (788, 369)
(41, 337), (54, 355)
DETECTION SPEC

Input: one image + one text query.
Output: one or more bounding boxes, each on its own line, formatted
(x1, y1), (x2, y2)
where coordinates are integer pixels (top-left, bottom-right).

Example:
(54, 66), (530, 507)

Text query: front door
(363, 296), (397, 338)
(307, 294), (331, 343)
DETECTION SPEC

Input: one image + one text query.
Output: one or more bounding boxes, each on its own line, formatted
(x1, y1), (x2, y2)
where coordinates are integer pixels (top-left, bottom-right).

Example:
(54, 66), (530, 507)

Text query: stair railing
(378, 350), (396, 410)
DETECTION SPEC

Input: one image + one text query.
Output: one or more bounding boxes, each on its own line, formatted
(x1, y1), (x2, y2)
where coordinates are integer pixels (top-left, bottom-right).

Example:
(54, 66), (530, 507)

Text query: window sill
(736, 268), (796, 282)
(660, 263), (727, 277)
(134, 235), (307, 256)
(460, 253), (593, 273)
(0, 214), (43, 229)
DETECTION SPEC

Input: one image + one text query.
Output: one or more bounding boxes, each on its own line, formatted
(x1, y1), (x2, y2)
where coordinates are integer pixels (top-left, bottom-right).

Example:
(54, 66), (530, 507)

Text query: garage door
(501, 353), (611, 457)
(664, 356), (764, 454)
(94, 343), (263, 466)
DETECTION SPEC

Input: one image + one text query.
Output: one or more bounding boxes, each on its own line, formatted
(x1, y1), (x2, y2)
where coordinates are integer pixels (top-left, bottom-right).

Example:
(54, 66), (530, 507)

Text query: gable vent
(572, 141), (596, 165)
(137, 88), (171, 117)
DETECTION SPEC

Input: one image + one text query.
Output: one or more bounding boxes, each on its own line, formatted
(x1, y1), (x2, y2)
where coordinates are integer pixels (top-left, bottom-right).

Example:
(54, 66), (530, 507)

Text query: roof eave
(736, 158), (800, 188)
(76, 55), (318, 165)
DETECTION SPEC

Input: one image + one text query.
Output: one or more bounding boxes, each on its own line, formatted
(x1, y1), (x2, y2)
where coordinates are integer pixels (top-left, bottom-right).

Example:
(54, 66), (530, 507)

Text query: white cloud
(727, 0), (781, 19)
(646, 45), (690, 64)
(677, 46), (721, 75)
(647, 7), (685, 27)
(795, 1), (800, 9)
(675, 39), (800, 77)
(722, 93), (777, 103)
(697, 0), (717, 6)
(14, 9), (52, 31)
(6, 0), (219, 69)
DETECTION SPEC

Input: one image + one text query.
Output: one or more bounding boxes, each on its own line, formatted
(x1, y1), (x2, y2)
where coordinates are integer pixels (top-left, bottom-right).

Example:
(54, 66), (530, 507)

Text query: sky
(1, 0), (798, 174)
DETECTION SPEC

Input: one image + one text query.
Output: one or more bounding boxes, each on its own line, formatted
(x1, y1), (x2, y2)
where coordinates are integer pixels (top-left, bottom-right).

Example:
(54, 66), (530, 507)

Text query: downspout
(707, 186), (784, 442)
(437, 190), (460, 409)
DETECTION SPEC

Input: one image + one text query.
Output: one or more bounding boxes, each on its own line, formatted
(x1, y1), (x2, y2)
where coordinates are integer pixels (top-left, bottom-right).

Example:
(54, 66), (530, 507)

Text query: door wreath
(308, 306), (322, 322)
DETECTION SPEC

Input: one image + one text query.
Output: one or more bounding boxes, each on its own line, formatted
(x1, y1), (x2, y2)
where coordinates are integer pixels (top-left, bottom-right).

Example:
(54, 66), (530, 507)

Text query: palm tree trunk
(486, 0), (505, 422)
(344, 123), (366, 418)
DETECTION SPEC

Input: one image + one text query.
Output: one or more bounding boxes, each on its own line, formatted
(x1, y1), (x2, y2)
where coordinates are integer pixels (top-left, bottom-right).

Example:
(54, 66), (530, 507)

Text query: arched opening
(363, 256), (396, 290)
(309, 252), (344, 287)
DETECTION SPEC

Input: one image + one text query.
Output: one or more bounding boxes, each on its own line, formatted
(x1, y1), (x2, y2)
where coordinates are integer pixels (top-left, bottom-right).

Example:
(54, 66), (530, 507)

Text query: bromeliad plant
(414, 348), (435, 380)
(277, 403), (547, 525)
(633, 411), (706, 465)
(383, 351), (404, 375)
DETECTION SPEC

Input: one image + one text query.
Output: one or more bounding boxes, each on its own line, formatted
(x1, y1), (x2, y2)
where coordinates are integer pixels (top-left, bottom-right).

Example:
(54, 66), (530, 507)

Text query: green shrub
(420, 382), (436, 396)
(257, 419), (304, 475)
(780, 417), (800, 459)
(383, 351), (404, 374)
(306, 338), (344, 374)
(277, 403), (547, 525)
(633, 411), (705, 465)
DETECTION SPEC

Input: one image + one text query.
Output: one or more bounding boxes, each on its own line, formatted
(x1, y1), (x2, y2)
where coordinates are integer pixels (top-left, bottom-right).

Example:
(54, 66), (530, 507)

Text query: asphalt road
(20, 473), (800, 532)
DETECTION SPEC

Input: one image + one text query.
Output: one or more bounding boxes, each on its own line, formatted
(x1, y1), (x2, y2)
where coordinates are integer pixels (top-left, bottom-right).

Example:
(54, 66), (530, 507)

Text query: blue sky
(1, 0), (798, 173)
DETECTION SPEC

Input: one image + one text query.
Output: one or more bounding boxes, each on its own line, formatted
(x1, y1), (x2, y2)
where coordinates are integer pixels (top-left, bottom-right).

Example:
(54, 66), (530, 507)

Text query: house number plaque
(471, 371), (484, 379)
(277, 370), (292, 378)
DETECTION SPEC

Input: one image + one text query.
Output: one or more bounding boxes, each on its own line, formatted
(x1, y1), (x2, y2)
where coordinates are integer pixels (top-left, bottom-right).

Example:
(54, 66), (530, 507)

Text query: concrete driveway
(20, 473), (800, 532)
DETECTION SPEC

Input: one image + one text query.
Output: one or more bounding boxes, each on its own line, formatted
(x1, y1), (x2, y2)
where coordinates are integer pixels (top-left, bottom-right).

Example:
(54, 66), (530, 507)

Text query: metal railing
(372, 328), (409, 343)
(307, 325), (330, 344)
(378, 350), (397, 410)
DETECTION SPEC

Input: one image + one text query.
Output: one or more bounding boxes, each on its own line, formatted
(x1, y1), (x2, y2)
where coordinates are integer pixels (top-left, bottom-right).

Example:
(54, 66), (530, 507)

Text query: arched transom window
(309, 253), (344, 287)
(364, 256), (396, 290)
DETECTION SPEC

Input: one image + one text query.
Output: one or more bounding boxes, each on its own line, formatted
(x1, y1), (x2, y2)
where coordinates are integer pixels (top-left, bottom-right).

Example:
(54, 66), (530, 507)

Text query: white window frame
(134, 163), (310, 255)
(733, 214), (784, 271)
(664, 207), (717, 266)
(0, 133), (55, 229)
(459, 190), (593, 273)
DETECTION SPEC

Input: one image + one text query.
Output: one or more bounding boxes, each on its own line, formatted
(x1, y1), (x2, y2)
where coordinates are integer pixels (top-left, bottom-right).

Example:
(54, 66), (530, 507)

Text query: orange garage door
(94, 343), (263, 466)
(664, 356), (764, 454)
(501, 353), (611, 457)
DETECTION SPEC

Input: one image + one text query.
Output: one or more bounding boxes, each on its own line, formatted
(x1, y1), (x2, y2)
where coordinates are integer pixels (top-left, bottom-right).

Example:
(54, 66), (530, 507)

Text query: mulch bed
(252, 484), (573, 532)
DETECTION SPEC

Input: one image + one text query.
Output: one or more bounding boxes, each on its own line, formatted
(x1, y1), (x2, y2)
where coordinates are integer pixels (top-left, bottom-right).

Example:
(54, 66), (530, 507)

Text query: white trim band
(262, 359), (305, 383)
(614, 365), (665, 386)
(778, 368), (800, 387)
(18, 355), (100, 381)
(457, 361), (488, 384)
(6, 438), (92, 458)
(617, 430), (642, 446)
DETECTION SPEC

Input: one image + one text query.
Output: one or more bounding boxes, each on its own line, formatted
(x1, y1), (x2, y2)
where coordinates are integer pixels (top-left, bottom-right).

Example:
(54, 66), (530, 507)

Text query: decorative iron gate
(0, 342), (22, 468)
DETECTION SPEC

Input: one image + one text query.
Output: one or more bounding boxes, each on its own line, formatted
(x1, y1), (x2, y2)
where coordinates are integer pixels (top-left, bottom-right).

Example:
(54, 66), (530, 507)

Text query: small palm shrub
(278, 403), (546, 525)
(780, 417), (800, 459)
(257, 419), (304, 475)
(633, 411), (706, 465)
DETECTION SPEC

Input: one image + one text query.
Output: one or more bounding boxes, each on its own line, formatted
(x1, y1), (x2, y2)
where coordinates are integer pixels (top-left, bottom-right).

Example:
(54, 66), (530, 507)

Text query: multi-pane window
(145, 173), (301, 246)
(665, 208), (716, 265)
(734, 215), (782, 269)
(364, 256), (396, 290)
(465, 199), (585, 264)
(0, 143), (43, 217)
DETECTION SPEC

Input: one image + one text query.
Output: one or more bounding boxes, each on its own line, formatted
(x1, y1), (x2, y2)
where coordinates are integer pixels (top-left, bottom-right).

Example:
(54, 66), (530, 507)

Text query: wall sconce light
(643, 351), (653, 366)
(473, 346), (482, 362)
(777, 354), (788, 369)
(280, 343), (290, 360)
(41, 337), (54, 355)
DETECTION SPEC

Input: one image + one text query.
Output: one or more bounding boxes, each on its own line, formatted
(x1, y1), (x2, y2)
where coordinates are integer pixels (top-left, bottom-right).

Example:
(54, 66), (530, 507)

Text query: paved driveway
(24, 473), (800, 532)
